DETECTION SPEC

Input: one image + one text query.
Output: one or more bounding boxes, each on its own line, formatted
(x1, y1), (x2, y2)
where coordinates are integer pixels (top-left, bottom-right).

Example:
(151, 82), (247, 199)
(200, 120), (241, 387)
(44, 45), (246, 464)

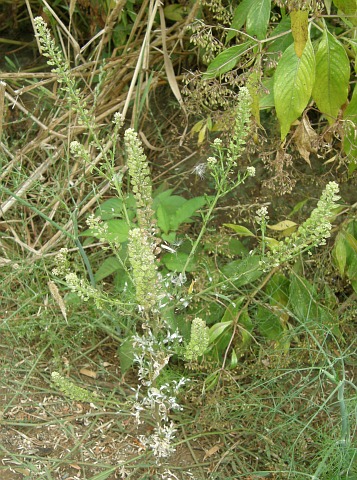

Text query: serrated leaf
(274, 39), (315, 140)
(226, 0), (255, 42)
(246, 0), (271, 40)
(224, 223), (255, 236)
(312, 28), (350, 124)
(267, 220), (298, 231)
(203, 42), (254, 79)
(291, 10), (309, 58)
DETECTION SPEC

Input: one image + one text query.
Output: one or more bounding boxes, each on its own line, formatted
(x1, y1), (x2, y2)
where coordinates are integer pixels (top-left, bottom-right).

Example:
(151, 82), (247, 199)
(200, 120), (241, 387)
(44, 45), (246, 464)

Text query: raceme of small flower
(128, 228), (162, 312)
(184, 317), (210, 361)
(192, 87), (254, 197)
(124, 128), (156, 233)
(34, 17), (91, 127)
(51, 371), (98, 403)
(261, 181), (340, 270)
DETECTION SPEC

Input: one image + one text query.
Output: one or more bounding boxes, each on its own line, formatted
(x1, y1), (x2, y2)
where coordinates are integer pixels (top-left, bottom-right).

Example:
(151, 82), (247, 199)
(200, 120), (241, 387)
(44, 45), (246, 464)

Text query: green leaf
(274, 39), (315, 140)
(162, 252), (195, 272)
(164, 4), (185, 21)
(267, 15), (293, 55)
(209, 320), (233, 344)
(289, 274), (318, 322)
(94, 256), (122, 282)
(221, 297), (245, 323)
(224, 223), (255, 236)
(332, 0), (357, 25)
(157, 204), (171, 234)
(203, 42), (254, 79)
(312, 28), (350, 124)
(256, 305), (284, 340)
(170, 196), (206, 231)
(226, 0), (255, 42)
(333, 232), (347, 276)
(118, 338), (135, 375)
(95, 197), (123, 220)
(221, 255), (263, 287)
(80, 219), (130, 243)
(246, 0), (271, 40)
(343, 84), (357, 162)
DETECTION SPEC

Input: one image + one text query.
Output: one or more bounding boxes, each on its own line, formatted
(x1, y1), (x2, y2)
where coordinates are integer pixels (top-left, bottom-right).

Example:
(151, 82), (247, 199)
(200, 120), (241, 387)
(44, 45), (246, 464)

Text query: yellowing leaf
(291, 10), (309, 58)
(267, 220), (298, 231)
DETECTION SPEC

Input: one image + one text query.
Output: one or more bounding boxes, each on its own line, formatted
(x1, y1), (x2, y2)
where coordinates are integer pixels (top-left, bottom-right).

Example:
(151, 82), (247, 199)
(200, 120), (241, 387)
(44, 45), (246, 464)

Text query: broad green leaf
(312, 28), (350, 124)
(265, 273), (289, 307)
(226, 0), (255, 42)
(291, 10), (309, 58)
(221, 297), (245, 323)
(118, 338), (135, 374)
(94, 256), (122, 281)
(238, 308), (254, 348)
(289, 274), (318, 322)
(170, 196), (206, 231)
(224, 223), (255, 236)
(332, 0), (357, 25)
(95, 197), (123, 220)
(246, 0), (271, 40)
(157, 204), (171, 234)
(333, 233), (347, 276)
(80, 219), (130, 243)
(221, 255), (263, 287)
(162, 252), (195, 272)
(256, 305), (284, 340)
(203, 42), (254, 79)
(259, 77), (275, 109)
(267, 15), (293, 55)
(164, 4), (185, 21)
(274, 39), (315, 140)
(209, 320), (233, 343)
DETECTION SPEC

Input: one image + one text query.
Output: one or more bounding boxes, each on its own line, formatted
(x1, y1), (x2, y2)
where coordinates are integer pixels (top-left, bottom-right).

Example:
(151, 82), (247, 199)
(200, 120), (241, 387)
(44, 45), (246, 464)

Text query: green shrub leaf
(203, 42), (254, 79)
(170, 196), (206, 231)
(274, 39), (315, 140)
(246, 0), (271, 40)
(226, 0), (255, 42)
(312, 28), (350, 124)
